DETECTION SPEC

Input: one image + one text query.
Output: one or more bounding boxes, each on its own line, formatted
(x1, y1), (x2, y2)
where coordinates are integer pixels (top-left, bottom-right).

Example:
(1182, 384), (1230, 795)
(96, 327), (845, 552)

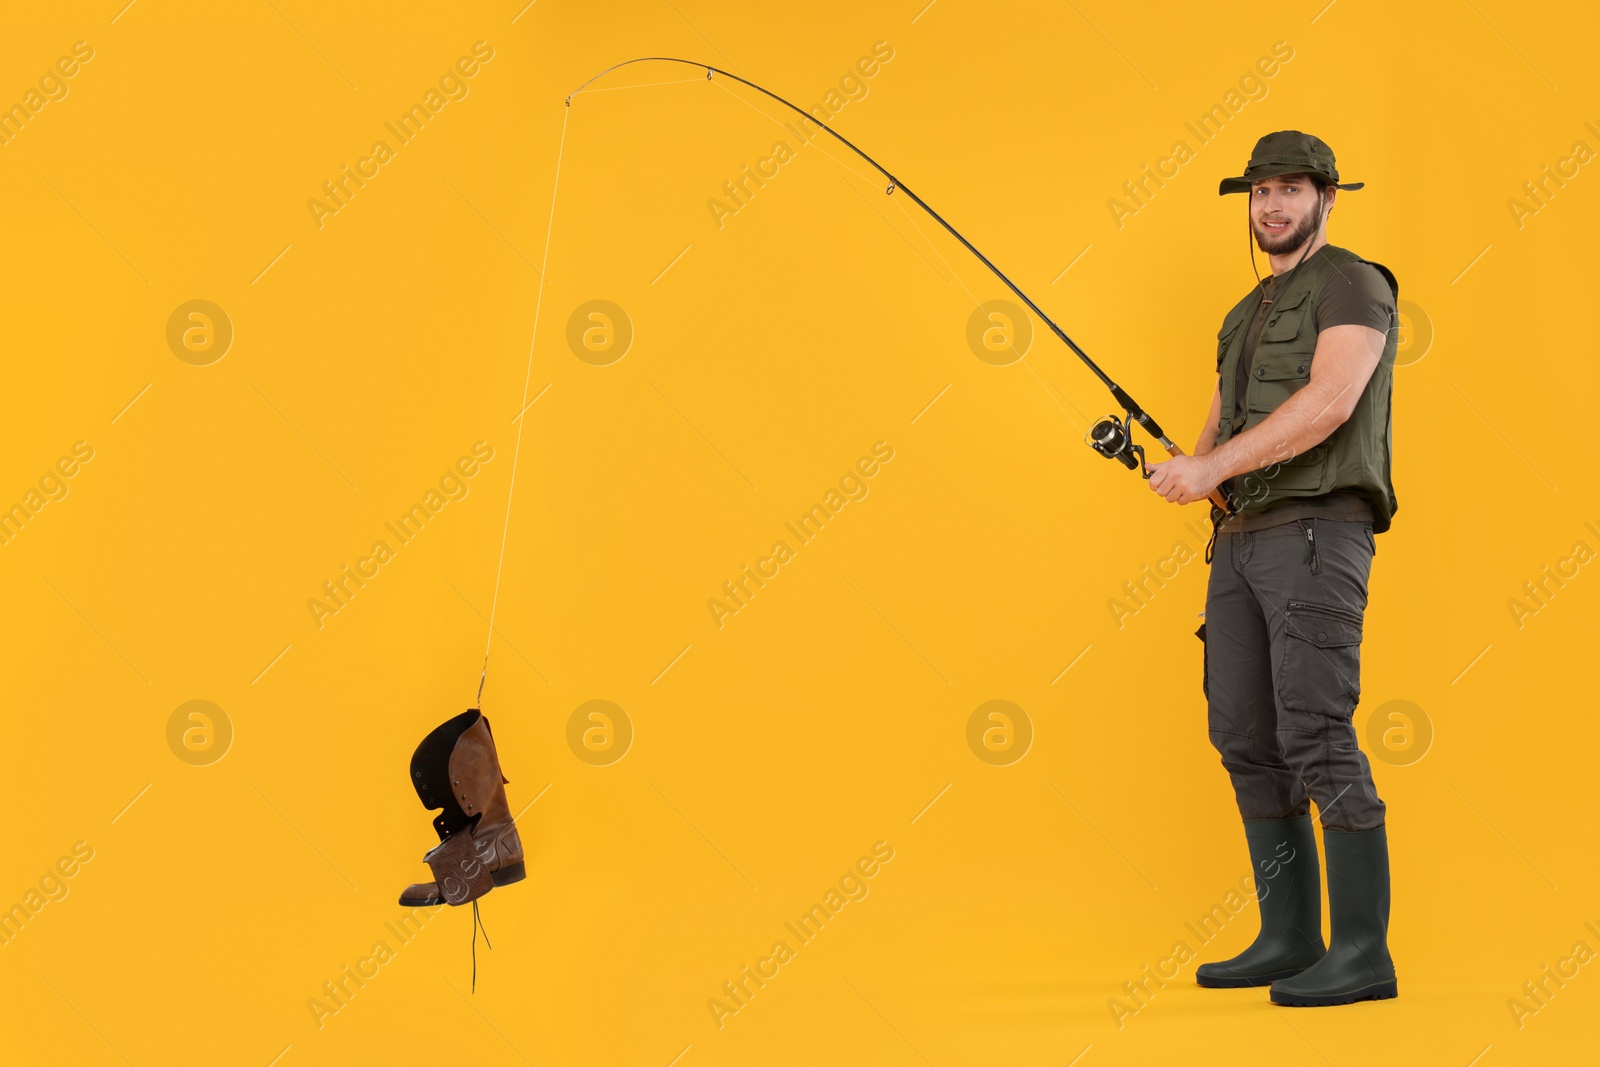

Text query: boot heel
(493, 861), (526, 887)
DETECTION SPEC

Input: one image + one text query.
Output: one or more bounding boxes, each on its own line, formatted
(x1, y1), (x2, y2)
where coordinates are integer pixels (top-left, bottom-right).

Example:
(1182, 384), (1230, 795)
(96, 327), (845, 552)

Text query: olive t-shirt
(1218, 246), (1394, 533)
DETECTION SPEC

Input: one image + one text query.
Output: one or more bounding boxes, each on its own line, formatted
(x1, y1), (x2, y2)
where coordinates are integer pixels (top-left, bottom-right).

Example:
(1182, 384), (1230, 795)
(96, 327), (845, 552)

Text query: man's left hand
(1143, 454), (1222, 505)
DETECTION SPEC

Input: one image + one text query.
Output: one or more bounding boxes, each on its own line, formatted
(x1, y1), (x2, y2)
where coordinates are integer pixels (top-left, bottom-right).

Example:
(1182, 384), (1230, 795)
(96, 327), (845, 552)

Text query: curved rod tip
(561, 55), (1127, 403)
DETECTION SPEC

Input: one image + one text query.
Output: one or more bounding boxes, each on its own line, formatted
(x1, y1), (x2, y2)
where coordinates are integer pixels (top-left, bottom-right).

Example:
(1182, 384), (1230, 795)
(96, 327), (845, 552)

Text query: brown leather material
(399, 880), (445, 907)
(398, 709), (524, 907)
(425, 831), (495, 905)
(446, 716), (524, 873)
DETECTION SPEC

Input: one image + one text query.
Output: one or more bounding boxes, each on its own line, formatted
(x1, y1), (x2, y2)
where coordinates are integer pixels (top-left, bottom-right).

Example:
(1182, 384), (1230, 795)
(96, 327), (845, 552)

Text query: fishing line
(476, 103), (570, 709)
(479, 56), (1242, 703)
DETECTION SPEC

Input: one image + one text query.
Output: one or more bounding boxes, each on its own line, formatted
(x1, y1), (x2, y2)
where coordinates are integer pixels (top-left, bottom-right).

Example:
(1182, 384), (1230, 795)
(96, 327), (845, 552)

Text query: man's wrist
(1201, 447), (1232, 486)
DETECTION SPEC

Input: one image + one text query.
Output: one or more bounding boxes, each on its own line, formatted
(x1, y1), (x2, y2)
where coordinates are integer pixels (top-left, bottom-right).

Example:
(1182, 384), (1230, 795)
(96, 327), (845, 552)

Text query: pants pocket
(1276, 599), (1363, 716)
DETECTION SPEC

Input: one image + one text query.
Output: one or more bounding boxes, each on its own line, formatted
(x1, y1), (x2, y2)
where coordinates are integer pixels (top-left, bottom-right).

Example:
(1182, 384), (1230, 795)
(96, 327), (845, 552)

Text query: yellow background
(3, 1), (1596, 1064)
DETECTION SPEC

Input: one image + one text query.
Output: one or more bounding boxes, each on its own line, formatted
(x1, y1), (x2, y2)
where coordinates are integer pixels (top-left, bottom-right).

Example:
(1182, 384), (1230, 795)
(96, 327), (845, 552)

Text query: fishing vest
(1214, 244), (1400, 533)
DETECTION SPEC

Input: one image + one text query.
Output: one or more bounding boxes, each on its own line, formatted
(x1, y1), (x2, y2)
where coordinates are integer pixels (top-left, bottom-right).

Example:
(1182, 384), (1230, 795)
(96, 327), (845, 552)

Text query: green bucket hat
(1218, 130), (1365, 195)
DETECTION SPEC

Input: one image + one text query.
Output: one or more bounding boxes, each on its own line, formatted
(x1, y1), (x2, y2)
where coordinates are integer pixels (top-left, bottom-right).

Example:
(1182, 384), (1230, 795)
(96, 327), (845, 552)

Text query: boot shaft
(1322, 824), (1391, 947)
(410, 709), (523, 869)
(1243, 814), (1323, 944)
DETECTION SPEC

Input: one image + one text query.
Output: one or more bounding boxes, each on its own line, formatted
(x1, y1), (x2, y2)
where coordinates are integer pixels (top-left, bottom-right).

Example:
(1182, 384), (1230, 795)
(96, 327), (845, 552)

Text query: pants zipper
(1299, 518), (1321, 575)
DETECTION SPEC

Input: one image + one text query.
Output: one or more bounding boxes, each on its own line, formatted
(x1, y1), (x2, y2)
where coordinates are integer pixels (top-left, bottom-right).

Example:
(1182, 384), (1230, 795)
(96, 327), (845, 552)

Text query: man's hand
(1144, 453), (1222, 505)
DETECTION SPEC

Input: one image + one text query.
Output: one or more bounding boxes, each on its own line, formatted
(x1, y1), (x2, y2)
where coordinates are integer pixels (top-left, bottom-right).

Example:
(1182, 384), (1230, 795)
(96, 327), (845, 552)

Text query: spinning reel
(1086, 405), (1234, 515)
(1087, 412), (1146, 474)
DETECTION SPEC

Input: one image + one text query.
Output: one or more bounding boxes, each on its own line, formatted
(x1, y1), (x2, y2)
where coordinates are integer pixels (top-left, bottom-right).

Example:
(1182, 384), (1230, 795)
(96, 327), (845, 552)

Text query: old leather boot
(1271, 823), (1398, 1006)
(1196, 814), (1325, 987)
(398, 709), (526, 907)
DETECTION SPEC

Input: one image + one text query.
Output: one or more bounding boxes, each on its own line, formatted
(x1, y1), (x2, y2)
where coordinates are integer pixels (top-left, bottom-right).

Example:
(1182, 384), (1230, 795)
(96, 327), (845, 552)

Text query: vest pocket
(1217, 318), (1245, 371)
(1246, 355), (1312, 414)
(1233, 441), (1332, 504)
(1257, 288), (1310, 343)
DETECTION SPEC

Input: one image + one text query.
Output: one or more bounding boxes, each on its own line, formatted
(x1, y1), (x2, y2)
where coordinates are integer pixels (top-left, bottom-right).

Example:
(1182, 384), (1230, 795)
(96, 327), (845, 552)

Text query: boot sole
(1271, 978), (1399, 1006)
(400, 862), (527, 907)
(1196, 966), (1312, 989)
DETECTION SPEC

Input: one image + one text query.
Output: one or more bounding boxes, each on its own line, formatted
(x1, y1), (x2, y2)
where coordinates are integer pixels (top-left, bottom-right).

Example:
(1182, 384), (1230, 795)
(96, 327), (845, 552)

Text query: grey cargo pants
(1201, 516), (1387, 832)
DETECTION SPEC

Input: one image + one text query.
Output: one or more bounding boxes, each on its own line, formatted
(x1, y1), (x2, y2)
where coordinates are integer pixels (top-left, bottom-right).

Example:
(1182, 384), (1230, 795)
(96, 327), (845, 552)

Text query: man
(1142, 131), (1399, 1007)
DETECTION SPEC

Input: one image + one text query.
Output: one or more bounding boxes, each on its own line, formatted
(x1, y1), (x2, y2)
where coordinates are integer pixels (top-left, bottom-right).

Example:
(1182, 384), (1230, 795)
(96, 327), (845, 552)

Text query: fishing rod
(567, 58), (1231, 513)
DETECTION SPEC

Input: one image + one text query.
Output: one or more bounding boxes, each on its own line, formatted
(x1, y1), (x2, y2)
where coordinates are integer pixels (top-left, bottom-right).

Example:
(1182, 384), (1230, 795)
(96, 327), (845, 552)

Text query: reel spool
(1087, 413), (1146, 476)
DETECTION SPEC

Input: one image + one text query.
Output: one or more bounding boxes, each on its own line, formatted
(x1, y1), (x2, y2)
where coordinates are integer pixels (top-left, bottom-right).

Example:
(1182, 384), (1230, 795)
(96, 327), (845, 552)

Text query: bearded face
(1250, 176), (1324, 255)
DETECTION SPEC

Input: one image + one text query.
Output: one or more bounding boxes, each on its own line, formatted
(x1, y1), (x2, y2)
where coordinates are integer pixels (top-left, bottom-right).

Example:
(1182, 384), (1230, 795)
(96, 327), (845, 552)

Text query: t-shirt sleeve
(1316, 262), (1395, 334)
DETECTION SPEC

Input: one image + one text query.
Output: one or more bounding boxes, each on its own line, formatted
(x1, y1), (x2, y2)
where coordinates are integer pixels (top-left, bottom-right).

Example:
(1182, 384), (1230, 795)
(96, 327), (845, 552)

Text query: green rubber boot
(1196, 814), (1326, 988)
(1270, 824), (1398, 1006)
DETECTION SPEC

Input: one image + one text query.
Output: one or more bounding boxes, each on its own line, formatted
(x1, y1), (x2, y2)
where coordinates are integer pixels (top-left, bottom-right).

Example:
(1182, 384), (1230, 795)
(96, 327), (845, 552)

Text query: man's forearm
(1205, 383), (1348, 483)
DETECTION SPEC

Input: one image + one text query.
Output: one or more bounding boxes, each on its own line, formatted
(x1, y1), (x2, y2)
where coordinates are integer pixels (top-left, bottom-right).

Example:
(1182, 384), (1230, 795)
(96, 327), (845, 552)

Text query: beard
(1253, 206), (1320, 255)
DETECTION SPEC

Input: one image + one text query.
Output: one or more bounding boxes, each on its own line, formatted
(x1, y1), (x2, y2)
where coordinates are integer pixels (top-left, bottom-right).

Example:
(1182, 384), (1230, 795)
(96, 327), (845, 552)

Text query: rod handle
(1160, 441), (1233, 513)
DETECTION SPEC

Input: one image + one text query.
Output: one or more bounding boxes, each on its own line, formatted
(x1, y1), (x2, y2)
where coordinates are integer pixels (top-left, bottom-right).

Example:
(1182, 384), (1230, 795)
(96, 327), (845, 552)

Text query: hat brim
(1219, 163), (1364, 195)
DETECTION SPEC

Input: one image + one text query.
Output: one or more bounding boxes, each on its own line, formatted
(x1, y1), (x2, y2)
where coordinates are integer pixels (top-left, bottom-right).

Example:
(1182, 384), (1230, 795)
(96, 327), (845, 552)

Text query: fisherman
(1142, 130), (1400, 1007)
